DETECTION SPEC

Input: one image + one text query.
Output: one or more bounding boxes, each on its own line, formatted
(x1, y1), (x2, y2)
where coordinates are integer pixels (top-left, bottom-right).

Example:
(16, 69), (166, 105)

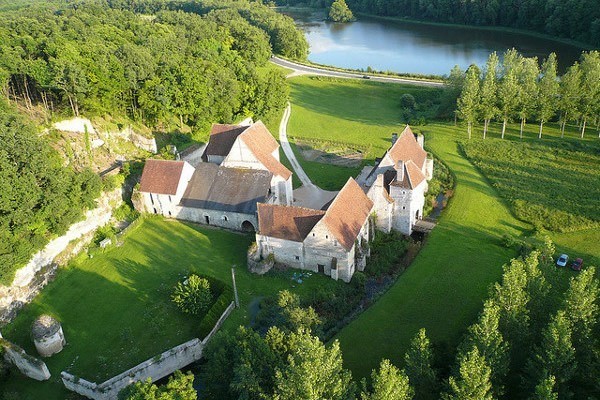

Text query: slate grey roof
(180, 163), (272, 214)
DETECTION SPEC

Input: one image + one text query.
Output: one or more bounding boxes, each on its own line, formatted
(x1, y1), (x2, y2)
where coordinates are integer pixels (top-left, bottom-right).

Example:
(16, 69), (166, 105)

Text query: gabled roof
(180, 163), (272, 214)
(391, 160), (427, 190)
(139, 159), (186, 195)
(323, 178), (373, 251)
(239, 121), (292, 180)
(202, 123), (249, 161)
(258, 204), (325, 242)
(388, 125), (427, 170)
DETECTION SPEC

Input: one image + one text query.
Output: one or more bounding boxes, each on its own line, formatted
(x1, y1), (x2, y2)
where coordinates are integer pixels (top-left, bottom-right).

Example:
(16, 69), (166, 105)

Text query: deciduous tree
(536, 53), (559, 138)
(457, 65), (480, 139)
(360, 359), (413, 400)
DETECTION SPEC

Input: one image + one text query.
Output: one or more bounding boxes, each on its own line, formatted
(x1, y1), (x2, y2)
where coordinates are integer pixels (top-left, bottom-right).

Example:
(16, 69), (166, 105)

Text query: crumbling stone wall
(0, 336), (50, 381)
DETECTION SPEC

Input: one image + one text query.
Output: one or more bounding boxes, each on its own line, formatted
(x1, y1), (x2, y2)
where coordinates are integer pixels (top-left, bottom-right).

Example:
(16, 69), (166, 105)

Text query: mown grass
(1, 217), (343, 400)
(462, 133), (600, 232)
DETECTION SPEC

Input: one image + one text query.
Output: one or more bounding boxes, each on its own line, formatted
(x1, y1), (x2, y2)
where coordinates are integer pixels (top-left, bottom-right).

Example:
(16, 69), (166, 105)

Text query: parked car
(571, 258), (583, 271)
(556, 254), (569, 267)
(362, 75), (371, 79)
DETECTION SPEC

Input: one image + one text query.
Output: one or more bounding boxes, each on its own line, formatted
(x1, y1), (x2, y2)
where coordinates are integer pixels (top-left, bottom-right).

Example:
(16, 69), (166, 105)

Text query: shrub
(172, 275), (213, 315)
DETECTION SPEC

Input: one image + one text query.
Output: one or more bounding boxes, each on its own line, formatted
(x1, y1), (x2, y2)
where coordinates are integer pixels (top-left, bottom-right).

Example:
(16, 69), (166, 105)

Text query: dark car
(362, 75), (371, 79)
(571, 258), (583, 271)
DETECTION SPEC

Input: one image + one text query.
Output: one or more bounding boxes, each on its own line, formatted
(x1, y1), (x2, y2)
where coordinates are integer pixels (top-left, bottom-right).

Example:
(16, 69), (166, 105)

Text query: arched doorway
(415, 209), (420, 220)
(241, 220), (255, 232)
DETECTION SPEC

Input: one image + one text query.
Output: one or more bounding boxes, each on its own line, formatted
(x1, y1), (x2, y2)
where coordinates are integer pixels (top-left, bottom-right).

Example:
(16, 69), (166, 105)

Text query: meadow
(285, 75), (599, 378)
(1, 217), (343, 400)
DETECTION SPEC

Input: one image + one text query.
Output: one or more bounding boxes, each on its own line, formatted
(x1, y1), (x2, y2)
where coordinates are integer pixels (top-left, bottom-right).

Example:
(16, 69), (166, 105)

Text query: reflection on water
(286, 9), (584, 75)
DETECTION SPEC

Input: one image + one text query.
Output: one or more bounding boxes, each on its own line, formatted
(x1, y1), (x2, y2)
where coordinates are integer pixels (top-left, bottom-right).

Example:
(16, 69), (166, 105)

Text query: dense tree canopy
(0, 100), (101, 284)
(328, 0), (354, 22)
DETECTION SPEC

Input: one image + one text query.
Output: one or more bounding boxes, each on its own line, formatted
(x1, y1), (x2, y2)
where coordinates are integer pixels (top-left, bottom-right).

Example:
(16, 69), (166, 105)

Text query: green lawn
(2, 217), (343, 400)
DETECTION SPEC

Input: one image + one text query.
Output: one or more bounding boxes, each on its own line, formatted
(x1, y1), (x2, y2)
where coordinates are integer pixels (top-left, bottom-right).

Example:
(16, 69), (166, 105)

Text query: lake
(285, 9), (585, 75)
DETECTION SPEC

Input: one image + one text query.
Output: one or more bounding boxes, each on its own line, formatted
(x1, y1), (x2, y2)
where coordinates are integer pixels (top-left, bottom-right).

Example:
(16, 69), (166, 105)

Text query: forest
(275, 0), (600, 46)
(0, 0), (308, 283)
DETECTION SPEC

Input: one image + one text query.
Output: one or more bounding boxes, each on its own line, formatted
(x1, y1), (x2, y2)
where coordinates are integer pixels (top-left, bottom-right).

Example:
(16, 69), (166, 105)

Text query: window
(153, 208), (157, 214)
(325, 235), (329, 239)
(168, 195), (172, 202)
(149, 193), (155, 205)
(312, 233), (315, 237)
(402, 206), (406, 210)
(334, 240), (338, 246)
(205, 216), (210, 225)
(223, 215), (228, 221)
(295, 256), (300, 260)
(168, 211), (172, 216)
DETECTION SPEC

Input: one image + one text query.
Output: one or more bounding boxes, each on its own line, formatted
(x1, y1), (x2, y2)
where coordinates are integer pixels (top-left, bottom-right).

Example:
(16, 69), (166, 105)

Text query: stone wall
(175, 206), (258, 232)
(103, 126), (157, 154)
(0, 188), (123, 324)
(61, 302), (235, 400)
(0, 336), (50, 381)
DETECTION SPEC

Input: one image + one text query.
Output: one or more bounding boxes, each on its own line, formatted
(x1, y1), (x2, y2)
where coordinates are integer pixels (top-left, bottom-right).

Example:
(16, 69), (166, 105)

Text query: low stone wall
(61, 301), (235, 400)
(0, 336), (50, 381)
(0, 188), (123, 324)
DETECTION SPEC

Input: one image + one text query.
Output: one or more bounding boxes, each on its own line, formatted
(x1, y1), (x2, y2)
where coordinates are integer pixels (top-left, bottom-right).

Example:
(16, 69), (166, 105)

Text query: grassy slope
(285, 76), (529, 377)
(287, 76), (443, 190)
(2, 217), (342, 400)
(335, 125), (528, 378)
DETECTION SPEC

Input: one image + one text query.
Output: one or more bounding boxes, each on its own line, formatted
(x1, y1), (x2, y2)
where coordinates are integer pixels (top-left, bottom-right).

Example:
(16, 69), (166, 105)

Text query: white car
(556, 254), (569, 267)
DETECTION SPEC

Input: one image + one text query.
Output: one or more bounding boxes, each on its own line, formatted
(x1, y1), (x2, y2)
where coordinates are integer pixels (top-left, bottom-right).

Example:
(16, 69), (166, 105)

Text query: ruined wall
(0, 189), (122, 324)
(61, 302), (235, 400)
(0, 336), (50, 381)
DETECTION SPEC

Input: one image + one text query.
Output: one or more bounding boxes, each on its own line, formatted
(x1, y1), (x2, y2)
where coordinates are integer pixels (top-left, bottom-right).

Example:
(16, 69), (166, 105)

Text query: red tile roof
(258, 203), (325, 242)
(388, 125), (427, 170)
(323, 178), (373, 251)
(139, 159), (185, 195)
(239, 121), (292, 180)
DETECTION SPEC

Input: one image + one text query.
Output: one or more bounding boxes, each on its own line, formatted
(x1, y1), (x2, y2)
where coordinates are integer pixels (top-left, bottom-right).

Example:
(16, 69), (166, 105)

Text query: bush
(172, 275), (213, 316)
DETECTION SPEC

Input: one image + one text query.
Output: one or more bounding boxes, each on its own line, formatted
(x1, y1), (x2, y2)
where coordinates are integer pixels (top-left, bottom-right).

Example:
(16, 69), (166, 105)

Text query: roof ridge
(258, 202), (326, 215)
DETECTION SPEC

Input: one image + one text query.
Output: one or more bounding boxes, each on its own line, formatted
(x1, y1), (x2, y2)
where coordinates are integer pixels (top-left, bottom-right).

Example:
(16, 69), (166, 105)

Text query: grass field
(286, 76), (599, 378)
(1, 217), (343, 400)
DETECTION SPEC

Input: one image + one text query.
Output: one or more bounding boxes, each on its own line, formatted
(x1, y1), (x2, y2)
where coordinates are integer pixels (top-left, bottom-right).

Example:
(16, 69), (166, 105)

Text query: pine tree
(444, 347), (494, 400)
(479, 52), (499, 139)
(558, 62), (581, 137)
(457, 65), (480, 139)
(360, 359), (413, 400)
(516, 57), (539, 139)
(492, 259), (530, 346)
(536, 53), (559, 138)
(404, 328), (437, 400)
(460, 300), (509, 397)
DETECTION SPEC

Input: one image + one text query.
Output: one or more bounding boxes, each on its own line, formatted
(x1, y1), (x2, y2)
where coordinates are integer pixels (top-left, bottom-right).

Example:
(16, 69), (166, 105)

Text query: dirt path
(279, 103), (338, 209)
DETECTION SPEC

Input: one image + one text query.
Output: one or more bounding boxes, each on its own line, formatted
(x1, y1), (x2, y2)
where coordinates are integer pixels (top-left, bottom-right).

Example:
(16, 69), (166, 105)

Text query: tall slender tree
(457, 65), (480, 139)
(579, 51), (600, 138)
(530, 375), (558, 400)
(479, 52), (499, 139)
(558, 62), (582, 137)
(360, 359), (413, 400)
(404, 328), (437, 400)
(498, 49), (522, 139)
(516, 57), (539, 139)
(536, 53), (559, 138)
(444, 347), (494, 400)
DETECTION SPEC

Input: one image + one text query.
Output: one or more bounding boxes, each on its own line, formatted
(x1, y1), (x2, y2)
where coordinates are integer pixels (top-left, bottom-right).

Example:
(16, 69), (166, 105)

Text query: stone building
(137, 120), (292, 231)
(31, 315), (66, 357)
(254, 178), (373, 282)
(362, 125), (433, 235)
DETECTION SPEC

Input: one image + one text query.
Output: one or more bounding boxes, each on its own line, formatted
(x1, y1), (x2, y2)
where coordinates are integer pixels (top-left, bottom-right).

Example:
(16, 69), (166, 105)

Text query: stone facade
(0, 335), (51, 381)
(32, 315), (66, 357)
(140, 161), (195, 217)
(176, 207), (258, 232)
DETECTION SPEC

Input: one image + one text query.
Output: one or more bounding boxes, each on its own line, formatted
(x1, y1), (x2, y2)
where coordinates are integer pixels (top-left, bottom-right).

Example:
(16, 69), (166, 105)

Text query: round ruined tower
(31, 315), (66, 357)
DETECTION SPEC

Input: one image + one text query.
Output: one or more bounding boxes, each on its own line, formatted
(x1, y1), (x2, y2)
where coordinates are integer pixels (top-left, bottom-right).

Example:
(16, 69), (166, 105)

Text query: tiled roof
(139, 159), (185, 195)
(202, 123), (248, 160)
(388, 125), (427, 169)
(258, 204), (325, 242)
(180, 163), (272, 214)
(323, 178), (373, 251)
(239, 121), (292, 180)
(390, 160), (427, 190)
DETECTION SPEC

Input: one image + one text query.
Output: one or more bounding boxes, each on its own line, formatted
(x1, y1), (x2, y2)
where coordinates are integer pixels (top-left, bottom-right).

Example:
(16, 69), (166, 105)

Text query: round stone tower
(31, 315), (66, 357)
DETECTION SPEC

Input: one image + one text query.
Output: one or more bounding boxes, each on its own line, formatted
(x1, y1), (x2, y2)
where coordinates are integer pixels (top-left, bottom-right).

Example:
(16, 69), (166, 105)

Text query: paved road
(279, 102), (338, 209)
(271, 56), (445, 87)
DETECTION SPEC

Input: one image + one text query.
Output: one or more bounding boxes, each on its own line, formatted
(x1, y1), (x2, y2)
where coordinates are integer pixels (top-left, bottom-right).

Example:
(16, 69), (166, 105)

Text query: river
(285, 9), (585, 75)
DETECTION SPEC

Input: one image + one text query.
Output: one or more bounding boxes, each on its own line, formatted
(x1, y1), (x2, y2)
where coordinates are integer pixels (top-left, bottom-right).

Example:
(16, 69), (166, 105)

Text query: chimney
(391, 133), (398, 145)
(395, 160), (404, 182)
(415, 134), (424, 148)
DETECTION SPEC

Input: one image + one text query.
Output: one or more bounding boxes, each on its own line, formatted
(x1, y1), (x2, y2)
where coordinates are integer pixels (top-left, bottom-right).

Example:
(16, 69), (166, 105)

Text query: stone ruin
(31, 315), (66, 357)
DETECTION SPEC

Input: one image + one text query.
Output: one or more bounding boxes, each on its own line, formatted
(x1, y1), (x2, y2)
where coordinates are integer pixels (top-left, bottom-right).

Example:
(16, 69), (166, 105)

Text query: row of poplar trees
(456, 50), (600, 140)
